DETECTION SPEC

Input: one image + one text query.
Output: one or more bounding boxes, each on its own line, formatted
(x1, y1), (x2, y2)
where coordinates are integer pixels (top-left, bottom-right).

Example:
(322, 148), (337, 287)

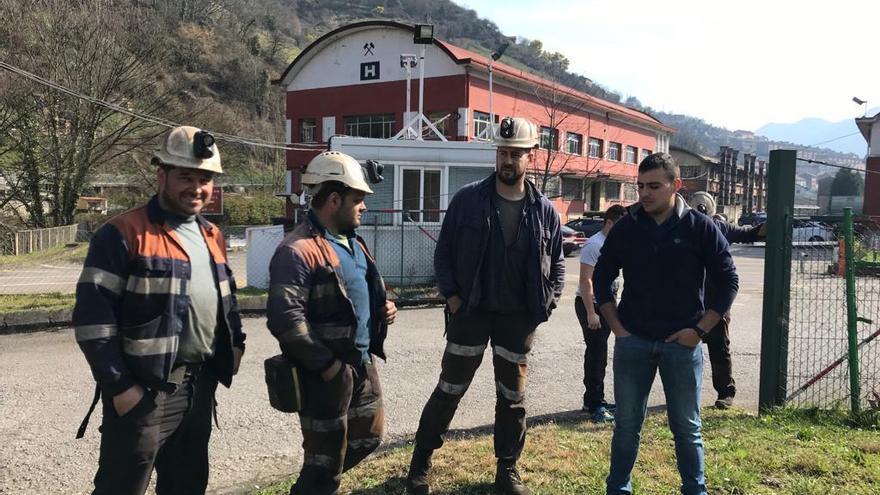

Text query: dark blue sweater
(592, 197), (739, 340)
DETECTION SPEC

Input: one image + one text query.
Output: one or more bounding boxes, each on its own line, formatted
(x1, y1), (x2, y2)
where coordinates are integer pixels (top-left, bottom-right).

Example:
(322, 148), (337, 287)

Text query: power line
(809, 131), (861, 148)
(796, 157), (878, 176)
(0, 60), (326, 152)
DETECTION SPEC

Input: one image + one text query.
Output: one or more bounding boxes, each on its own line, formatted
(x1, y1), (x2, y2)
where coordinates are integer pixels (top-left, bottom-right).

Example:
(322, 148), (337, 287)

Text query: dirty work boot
(715, 395), (735, 409)
(495, 459), (531, 495)
(405, 445), (433, 495)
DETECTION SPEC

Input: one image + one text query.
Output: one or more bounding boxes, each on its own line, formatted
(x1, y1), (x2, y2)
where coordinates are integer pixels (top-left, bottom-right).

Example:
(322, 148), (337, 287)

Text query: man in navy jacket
(593, 153), (739, 495)
(406, 117), (564, 495)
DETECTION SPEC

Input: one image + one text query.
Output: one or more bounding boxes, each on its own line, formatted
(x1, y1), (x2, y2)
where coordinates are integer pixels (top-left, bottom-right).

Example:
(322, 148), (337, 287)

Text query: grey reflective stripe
(75, 324), (118, 342)
(278, 321), (310, 343)
(311, 281), (338, 299)
(493, 345), (528, 364)
(348, 437), (380, 451)
(438, 379), (470, 396)
(126, 276), (182, 295)
(122, 336), (179, 356)
(496, 380), (525, 402)
(269, 283), (308, 300)
(446, 342), (486, 357)
(219, 279), (231, 298)
(78, 267), (125, 295)
(348, 401), (379, 419)
(301, 415), (346, 432)
(313, 324), (352, 340)
(303, 453), (337, 469)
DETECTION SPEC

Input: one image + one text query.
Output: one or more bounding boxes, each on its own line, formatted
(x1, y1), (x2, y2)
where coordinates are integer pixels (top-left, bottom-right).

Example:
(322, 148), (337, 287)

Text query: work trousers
(414, 309), (536, 461)
(91, 364), (217, 495)
(290, 360), (384, 495)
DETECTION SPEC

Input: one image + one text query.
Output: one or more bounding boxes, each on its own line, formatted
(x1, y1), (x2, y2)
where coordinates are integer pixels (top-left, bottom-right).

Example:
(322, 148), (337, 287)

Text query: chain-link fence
(782, 214), (880, 410)
(359, 210), (444, 304)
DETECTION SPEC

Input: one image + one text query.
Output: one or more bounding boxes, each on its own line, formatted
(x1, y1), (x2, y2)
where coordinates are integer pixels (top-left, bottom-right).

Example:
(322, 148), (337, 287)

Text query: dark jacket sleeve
(715, 219), (762, 244)
(72, 224), (135, 397)
(434, 190), (462, 299)
(703, 220), (739, 315)
(217, 230), (245, 350)
(592, 222), (624, 306)
(546, 203), (565, 303)
(266, 244), (336, 372)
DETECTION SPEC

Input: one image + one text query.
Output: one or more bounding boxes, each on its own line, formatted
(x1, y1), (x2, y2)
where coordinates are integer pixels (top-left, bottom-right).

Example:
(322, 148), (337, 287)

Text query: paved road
(0, 247), (764, 494)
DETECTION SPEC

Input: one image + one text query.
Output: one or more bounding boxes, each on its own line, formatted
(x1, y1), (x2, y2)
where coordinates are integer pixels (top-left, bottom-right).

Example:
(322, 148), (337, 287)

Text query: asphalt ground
(0, 247), (765, 494)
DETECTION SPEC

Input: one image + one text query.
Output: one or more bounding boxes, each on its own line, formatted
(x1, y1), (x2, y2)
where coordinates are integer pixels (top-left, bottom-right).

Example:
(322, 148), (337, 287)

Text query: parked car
(738, 211), (767, 226)
(562, 225), (587, 257)
(566, 217), (604, 238)
(792, 219), (835, 242)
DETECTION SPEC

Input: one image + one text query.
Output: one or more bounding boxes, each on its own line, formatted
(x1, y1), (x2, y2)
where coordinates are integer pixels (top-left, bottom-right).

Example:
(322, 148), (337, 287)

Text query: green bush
(223, 193), (284, 225)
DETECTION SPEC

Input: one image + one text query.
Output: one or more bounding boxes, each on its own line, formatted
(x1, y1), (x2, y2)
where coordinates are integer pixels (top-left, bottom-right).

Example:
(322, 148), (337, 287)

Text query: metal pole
(417, 45), (425, 141)
(843, 207), (861, 414)
(488, 59), (494, 136)
(400, 212), (405, 286)
(758, 149), (796, 413)
(406, 64), (412, 139)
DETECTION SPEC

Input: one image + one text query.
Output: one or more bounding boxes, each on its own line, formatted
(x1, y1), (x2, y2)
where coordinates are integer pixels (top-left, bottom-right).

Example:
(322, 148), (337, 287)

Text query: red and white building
(278, 20), (673, 219)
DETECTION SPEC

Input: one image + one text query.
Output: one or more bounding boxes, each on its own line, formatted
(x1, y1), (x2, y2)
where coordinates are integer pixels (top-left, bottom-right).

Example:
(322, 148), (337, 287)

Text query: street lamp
(488, 42), (509, 139)
(853, 96), (867, 117)
(413, 24), (434, 138)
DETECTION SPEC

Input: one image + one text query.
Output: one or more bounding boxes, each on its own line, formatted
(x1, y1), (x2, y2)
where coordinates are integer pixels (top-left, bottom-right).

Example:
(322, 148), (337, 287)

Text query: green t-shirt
(169, 217), (219, 364)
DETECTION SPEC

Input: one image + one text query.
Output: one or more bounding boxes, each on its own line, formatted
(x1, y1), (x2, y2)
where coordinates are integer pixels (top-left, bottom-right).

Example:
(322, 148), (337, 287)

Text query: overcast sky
(455, 0), (879, 133)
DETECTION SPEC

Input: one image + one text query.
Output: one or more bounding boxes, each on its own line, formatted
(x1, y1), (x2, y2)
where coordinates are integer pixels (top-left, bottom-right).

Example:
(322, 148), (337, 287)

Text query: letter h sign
(360, 61), (380, 81)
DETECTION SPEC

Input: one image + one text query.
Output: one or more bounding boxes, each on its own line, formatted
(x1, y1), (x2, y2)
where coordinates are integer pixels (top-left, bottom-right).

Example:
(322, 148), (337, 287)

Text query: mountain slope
(756, 109), (877, 156)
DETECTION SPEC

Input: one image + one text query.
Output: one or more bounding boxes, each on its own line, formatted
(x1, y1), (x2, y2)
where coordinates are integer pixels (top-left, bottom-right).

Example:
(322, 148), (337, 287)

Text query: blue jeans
(606, 335), (707, 495)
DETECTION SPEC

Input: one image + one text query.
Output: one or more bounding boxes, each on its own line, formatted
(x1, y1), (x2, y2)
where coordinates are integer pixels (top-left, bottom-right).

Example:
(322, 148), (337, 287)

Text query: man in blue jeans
(592, 153), (739, 495)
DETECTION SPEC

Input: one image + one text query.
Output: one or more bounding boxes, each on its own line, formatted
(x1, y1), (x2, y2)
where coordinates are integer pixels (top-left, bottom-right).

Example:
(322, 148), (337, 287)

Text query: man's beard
(497, 166), (524, 186)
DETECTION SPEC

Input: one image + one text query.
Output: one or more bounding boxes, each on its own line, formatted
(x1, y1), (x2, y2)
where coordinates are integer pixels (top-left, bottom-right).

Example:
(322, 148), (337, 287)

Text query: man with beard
(73, 126), (245, 495)
(266, 151), (398, 495)
(405, 117), (565, 495)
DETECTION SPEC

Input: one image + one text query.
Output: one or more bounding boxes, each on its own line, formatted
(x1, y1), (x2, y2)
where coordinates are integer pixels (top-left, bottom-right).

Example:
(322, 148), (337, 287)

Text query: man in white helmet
(266, 151), (398, 495)
(405, 117), (565, 495)
(688, 192), (766, 409)
(73, 126), (245, 495)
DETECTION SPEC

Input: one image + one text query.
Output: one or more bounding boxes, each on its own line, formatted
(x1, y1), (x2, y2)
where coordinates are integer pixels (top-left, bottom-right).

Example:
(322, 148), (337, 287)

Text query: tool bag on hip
(264, 354), (304, 413)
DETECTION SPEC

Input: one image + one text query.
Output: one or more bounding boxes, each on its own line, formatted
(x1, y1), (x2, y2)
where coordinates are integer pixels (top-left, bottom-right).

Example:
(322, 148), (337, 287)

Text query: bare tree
(0, 0), (176, 227)
(530, 83), (605, 197)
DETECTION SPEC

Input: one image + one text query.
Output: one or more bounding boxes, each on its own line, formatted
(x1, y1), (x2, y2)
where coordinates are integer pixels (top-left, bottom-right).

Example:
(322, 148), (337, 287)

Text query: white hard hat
(689, 191), (717, 217)
(302, 151), (373, 194)
(494, 116), (540, 149)
(153, 126), (223, 174)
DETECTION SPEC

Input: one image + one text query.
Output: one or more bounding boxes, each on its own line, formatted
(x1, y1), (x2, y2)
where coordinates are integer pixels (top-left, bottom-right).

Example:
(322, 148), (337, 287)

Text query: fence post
(843, 207), (861, 414)
(400, 212), (406, 287)
(759, 149), (796, 413)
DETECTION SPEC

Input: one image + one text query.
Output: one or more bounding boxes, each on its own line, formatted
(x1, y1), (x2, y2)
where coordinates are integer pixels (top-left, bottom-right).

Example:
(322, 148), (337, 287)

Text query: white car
(792, 220), (835, 242)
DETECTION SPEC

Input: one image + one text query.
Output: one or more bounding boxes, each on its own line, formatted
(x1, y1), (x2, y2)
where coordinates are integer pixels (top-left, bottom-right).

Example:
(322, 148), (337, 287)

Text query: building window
(561, 177), (583, 201)
(473, 111), (491, 140)
(625, 145), (637, 164)
(566, 132), (582, 154)
(344, 114), (395, 138)
(540, 126), (559, 150)
(401, 168), (441, 223)
(426, 111), (450, 140)
(642, 149), (652, 162)
(299, 118), (316, 143)
(606, 181), (621, 200)
(608, 142), (621, 161)
(588, 137), (604, 158)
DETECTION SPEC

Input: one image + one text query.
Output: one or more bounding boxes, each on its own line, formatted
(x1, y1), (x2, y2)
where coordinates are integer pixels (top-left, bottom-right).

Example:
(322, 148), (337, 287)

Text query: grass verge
(254, 408), (880, 495)
(0, 292), (76, 312)
(0, 243), (88, 269)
